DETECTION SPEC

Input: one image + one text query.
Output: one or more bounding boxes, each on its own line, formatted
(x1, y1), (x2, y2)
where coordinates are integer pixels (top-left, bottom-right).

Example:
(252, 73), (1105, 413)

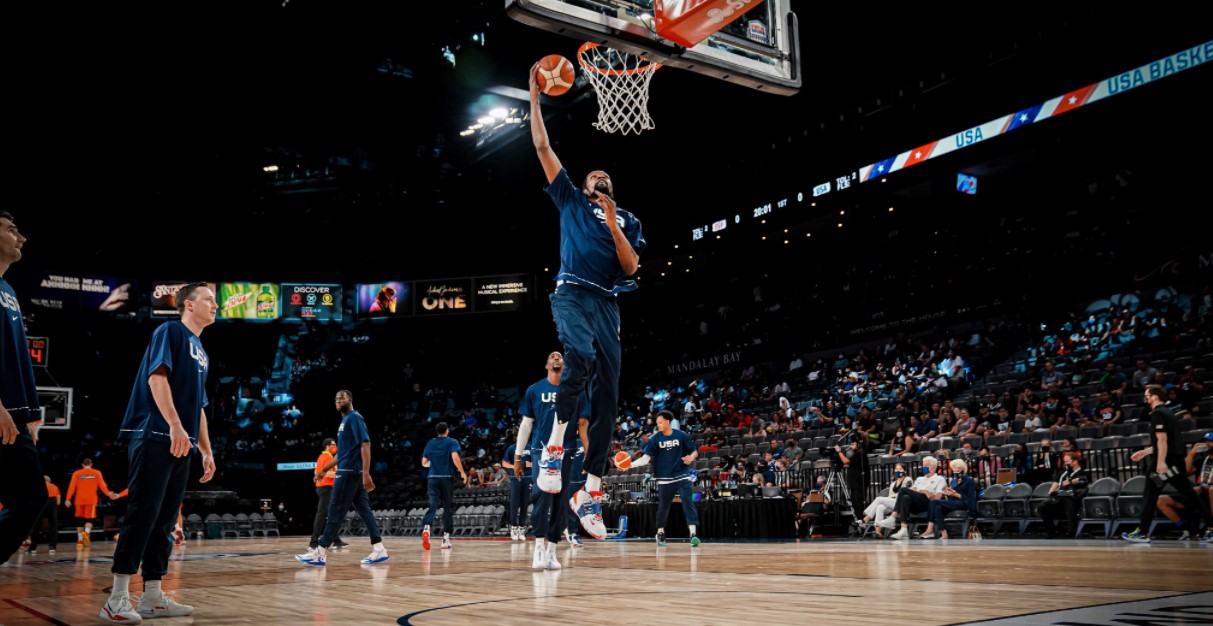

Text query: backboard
(506, 0), (800, 95)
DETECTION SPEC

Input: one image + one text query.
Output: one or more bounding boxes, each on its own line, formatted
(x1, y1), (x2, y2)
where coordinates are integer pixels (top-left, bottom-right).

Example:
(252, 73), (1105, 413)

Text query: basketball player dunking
(528, 64), (646, 540)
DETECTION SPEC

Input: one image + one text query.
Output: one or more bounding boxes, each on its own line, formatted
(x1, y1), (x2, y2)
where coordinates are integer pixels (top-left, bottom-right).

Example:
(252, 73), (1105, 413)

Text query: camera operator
(832, 432), (871, 516)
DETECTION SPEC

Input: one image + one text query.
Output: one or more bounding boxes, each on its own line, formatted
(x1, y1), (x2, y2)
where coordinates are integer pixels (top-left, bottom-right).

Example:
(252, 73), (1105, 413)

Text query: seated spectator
(1040, 394), (1068, 432)
(973, 445), (1002, 488)
(1040, 360), (1066, 390)
(1132, 359), (1159, 390)
(889, 424), (911, 456)
(1099, 362), (1128, 399)
(920, 459), (978, 539)
(1067, 396), (1095, 428)
(877, 457), (947, 539)
(1022, 411), (1043, 433)
(1094, 390), (1122, 429)
(955, 409), (979, 438)
(783, 438), (804, 468)
(911, 411), (938, 448)
(861, 463), (914, 535)
(992, 406), (1013, 437)
(699, 433), (724, 453)
(1015, 388), (1039, 419)
(1175, 366), (1205, 415)
(974, 405), (995, 438)
(1039, 450), (1089, 537)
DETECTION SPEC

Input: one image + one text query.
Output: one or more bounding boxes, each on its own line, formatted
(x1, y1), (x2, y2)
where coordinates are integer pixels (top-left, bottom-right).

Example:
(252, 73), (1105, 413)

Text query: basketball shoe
(536, 445), (564, 494)
(99, 595), (142, 624)
(138, 593), (194, 618)
(569, 488), (606, 539)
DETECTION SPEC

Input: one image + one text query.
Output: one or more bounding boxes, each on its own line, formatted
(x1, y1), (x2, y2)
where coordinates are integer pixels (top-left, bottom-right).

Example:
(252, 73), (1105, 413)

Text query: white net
(578, 43), (661, 136)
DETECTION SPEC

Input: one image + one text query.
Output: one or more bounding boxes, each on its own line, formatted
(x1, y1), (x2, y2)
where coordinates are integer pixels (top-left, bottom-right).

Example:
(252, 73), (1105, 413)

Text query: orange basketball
(536, 54), (576, 96)
(614, 451), (632, 470)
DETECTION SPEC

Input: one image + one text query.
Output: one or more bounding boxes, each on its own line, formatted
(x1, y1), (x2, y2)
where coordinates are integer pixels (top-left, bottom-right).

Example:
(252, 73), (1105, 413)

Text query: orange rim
(578, 42), (662, 76)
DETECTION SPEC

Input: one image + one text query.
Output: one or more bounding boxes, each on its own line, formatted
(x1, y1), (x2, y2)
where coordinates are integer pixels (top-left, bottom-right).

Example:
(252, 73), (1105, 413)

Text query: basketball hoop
(577, 42), (661, 136)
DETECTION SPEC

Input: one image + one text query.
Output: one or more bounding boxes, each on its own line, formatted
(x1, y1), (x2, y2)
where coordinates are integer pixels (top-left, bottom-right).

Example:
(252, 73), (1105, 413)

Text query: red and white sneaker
(99, 595), (143, 624)
(173, 529), (186, 546)
(536, 445), (565, 494)
(422, 528), (431, 551)
(569, 489), (607, 539)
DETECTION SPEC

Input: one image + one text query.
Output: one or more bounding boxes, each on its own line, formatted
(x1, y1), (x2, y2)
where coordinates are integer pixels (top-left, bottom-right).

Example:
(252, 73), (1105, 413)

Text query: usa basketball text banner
(859, 39), (1212, 182)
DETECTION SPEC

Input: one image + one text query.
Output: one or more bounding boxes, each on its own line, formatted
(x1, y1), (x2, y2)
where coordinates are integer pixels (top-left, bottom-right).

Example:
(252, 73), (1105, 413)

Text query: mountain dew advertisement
(218, 283), (280, 320)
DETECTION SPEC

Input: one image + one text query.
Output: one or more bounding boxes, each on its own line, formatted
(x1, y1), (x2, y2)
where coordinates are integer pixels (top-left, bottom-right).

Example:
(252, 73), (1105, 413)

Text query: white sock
(443, 533), (450, 541)
(373, 542), (385, 552)
(586, 474), (602, 492)
(689, 525), (697, 535)
(111, 574), (132, 600)
(657, 527), (665, 534)
(144, 580), (162, 598)
(536, 537), (546, 550)
(547, 421), (569, 451)
(316, 546), (327, 558)
(423, 524), (431, 533)
(547, 542), (558, 555)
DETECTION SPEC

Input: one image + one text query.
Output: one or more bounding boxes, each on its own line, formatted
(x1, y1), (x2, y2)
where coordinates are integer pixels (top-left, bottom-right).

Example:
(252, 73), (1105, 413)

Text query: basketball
(614, 451), (632, 470)
(536, 54), (576, 96)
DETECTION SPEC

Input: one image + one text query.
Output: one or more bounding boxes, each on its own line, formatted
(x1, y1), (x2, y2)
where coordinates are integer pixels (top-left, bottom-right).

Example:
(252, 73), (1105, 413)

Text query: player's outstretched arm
(529, 63), (563, 184)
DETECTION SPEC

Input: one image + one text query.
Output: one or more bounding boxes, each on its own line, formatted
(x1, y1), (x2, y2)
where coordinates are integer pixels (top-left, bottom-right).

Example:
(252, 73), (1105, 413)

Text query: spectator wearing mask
(920, 459), (977, 540)
(1039, 451), (1089, 538)
(861, 464), (914, 534)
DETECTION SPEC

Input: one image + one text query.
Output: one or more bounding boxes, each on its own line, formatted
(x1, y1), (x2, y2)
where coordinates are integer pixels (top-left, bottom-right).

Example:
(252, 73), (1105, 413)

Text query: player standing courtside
(529, 63), (646, 540)
(515, 352), (579, 568)
(624, 410), (701, 547)
(503, 440), (531, 541)
(296, 390), (389, 565)
(0, 210), (49, 565)
(420, 422), (469, 550)
(101, 282), (218, 623)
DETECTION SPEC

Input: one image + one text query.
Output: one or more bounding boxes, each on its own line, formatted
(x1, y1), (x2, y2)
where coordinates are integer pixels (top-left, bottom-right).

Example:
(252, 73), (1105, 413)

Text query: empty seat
(1076, 477), (1121, 538)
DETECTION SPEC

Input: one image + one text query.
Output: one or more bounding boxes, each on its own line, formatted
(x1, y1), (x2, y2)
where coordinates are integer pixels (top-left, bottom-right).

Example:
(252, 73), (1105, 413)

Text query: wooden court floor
(2, 536), (1210, 625)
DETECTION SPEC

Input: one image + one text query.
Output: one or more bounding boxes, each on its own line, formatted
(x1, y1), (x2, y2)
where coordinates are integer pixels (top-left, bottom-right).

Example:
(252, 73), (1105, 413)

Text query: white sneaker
(440, 538), (452, 550)
(532, 545), (546, 569)
(99, 595), (143, 624)
(545, 545), (562, 570)
(569, 489), (607, 539)
(536, 446), (565, 494)
(890, 527), (910, 540)
(295, 548), (325, 566)
(565, 530), (583, 547)
(876, 517), (897, 530)
(138, 593), (194, 618)
(361, 547), (390, 564)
